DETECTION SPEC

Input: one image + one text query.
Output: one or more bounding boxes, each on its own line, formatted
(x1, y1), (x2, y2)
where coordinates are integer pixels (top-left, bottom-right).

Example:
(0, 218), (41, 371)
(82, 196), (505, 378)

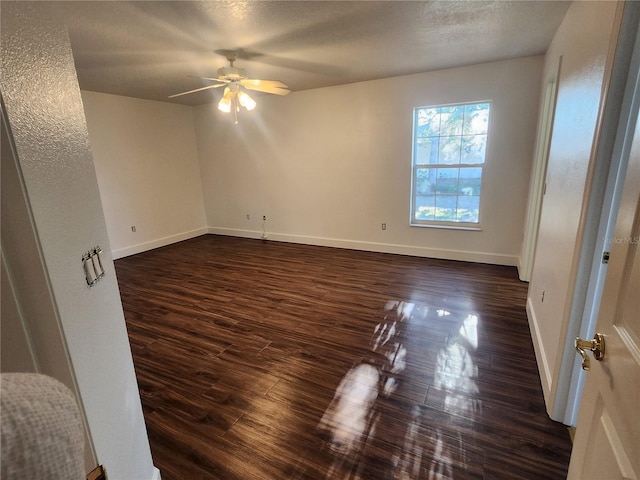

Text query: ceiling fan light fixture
(168, 51), (290, 115)
(218, 87), (233, 112)
(238, 90), (256, 111)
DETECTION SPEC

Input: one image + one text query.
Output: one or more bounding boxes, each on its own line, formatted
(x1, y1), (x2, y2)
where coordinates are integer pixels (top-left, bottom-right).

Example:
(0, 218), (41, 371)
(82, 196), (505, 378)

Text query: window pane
(417, 108), (442, 136)
(458, 168), (482, 196)
(440, 105), (464, 136)
(461, 134), (487, 164)
(457, 195), (480, 222)
(415, 168), (435, 194)
(415, 194), (436, 221)
(435, 195), (457, 222)
(415, 140), (437, 165)
(438, 136), (461, 164)
(435, 168), (459, 195)
(463, 103), (490, 134)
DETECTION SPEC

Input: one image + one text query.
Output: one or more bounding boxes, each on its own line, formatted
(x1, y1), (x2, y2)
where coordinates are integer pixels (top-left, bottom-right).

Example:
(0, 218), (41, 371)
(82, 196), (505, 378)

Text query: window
(411, 101), (491, 228)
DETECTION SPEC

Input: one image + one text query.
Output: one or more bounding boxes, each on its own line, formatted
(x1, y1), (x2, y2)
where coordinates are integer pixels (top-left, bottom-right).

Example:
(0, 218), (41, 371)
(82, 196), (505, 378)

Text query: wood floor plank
(115, 234), (571, 479)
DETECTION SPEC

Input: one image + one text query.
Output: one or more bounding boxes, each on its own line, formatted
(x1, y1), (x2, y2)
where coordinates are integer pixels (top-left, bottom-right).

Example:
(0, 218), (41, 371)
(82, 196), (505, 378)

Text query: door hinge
(602, 251), (611, 264)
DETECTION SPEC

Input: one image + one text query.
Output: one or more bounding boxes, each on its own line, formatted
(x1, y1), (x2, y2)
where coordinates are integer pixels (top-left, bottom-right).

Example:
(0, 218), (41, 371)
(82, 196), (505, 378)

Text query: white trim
(559, 5), (640, 426)
(111, 227), (208, 259)
(207, 227), (519, 266)
(151, 466), (162, 480)
(410, 223), (482, 231)
(516, 255), (526, 281)
(519, 65), (561, 282)
(526, 296), (553, 403)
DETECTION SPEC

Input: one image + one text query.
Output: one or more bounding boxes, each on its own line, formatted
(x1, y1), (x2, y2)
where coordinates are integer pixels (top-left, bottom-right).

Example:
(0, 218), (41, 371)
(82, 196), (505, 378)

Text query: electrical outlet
(246, 214), (250, 220)
(382, 223), (386, 230)
(263, 215), (267, 221)
(131, 226), (136, 232)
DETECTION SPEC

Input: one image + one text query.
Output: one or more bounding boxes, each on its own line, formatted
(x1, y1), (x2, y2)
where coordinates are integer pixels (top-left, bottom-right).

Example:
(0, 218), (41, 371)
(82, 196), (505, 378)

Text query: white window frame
(410, 101), (492, 230)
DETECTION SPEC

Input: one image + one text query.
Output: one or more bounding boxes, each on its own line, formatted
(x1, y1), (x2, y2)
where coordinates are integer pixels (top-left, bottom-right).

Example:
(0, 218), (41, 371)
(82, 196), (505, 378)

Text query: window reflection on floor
(313, 300), (481, 479)
(435, 313), (480, 412)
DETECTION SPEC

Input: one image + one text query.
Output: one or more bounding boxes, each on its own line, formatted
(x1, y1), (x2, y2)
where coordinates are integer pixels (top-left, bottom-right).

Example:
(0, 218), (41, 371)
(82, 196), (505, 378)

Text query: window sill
(410, 223), (482, 232)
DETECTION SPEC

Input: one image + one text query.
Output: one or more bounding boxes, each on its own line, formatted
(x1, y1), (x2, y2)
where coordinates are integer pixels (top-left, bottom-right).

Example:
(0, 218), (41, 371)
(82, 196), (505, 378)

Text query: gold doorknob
(575, 333), (605, 371)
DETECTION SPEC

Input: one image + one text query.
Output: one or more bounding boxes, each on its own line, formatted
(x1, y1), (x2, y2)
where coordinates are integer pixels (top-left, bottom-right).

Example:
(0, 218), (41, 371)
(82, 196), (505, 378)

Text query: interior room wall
(525, 0), (620, 417)
(0, 256), (37, 373)
(1, 117), (39, 374)
(82, 91), (207, 259)
(194, 56), (543, 266)
(1, 3), (158, 478)
(2, 109), (97, 469)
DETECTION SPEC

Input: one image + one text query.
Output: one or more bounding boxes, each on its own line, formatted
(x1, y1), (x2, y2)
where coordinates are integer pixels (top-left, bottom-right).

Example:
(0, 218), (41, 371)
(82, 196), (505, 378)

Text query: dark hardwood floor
(115, 235), (572, 480)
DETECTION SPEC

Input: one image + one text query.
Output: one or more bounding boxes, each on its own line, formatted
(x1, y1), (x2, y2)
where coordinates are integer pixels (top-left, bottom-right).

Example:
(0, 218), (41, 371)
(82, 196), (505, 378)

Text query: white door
(567, 93), (640, 479)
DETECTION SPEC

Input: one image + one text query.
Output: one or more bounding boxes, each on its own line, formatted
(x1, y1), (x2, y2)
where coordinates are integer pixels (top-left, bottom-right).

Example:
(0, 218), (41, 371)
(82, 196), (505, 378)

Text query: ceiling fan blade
(240, 79), (290, 95)
(168, 83), (224, 99)
(189, 75), (229, 84)
(241, 78), (288, 89)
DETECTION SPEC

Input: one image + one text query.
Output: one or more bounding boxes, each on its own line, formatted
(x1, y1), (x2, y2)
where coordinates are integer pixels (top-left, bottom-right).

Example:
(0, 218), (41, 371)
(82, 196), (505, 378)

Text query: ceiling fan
(169, 52), (290, 122)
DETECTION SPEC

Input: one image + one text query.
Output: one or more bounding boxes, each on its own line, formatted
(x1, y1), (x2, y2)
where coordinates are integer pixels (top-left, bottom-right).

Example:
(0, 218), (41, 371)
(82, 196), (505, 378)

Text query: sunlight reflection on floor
(315, 300), (482, 479)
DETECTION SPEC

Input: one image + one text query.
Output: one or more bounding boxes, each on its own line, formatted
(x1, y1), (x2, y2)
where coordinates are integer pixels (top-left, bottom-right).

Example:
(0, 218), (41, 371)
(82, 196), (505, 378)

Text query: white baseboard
(206, 227), (519, 266)
(151, 466), (162, 480)
(111, 228), (208, 259)
(110, 226), (520, 265)
(517, 256), (531, 282)
(526, 296), (553, 404)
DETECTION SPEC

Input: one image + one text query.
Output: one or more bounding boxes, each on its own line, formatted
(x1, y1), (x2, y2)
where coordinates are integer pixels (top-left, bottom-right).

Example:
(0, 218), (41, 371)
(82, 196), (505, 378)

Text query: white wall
(82, 91), (207, 258)
(2, 109), (97, 469)
(0, 3), (158, 479)
(195, 56), (543, 266)
(0, 255), (37, 373)
(526, 0), (620, 416)
(1, 114), (41, 375)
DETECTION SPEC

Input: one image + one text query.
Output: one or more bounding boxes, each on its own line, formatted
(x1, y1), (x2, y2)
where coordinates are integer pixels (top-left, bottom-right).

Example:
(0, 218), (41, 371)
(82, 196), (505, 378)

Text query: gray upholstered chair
(1, 373), (85, 479)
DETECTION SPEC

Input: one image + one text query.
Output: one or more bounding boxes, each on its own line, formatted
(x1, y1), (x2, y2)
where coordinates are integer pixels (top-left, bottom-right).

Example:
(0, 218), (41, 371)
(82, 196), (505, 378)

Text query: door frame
(519, 60), (561, 282)
(555, 2), (640, 426)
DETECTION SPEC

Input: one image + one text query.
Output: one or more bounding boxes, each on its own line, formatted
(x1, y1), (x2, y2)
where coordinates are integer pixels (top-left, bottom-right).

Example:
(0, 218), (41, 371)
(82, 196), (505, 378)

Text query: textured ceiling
(47, 1), (571, 106)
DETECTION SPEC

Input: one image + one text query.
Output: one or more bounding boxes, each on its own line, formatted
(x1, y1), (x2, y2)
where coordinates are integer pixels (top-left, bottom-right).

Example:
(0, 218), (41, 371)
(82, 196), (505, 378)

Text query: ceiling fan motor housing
(218, 66), (247, 80)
